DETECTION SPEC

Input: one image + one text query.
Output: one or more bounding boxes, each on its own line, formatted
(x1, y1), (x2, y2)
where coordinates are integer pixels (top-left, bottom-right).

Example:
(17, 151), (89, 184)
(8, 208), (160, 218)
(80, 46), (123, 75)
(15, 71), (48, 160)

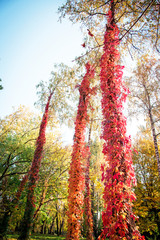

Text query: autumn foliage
(99, 10), (144, 240)
(18, 92), (53, 240)
(15, 174), (29, 203)
(27, 91), (53, 207)
(66, 63), (94, 240)
(84, 146), (94, 240)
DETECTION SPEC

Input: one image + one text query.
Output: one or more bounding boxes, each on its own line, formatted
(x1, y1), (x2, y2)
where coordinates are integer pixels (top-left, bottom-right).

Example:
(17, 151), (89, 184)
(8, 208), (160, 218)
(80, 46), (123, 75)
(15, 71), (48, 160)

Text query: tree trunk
(148, 106), (160, 177)
(66, 63), (94, 240)
(59, 219), (64, 236)
(49, 217), (55, 234)
(84, 120), (94, 240)
(18, 92), (53, 240)
(99, 1), (143, 239)
(56, 211), (59, 236)
(0, 212), (10, 239)
(0, 178), (14, 239)
(33, 177), (49, 220)
(40, 220), (46, 234)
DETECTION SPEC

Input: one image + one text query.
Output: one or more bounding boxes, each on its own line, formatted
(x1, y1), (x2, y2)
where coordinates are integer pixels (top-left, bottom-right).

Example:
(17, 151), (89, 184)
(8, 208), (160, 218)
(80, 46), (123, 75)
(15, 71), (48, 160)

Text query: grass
(7, 234), (86, 240)
(7, 234), (65, 240)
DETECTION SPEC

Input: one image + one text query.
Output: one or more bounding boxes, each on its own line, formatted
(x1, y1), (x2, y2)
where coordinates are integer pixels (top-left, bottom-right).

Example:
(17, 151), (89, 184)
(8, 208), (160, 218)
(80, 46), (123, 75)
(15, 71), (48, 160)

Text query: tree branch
(154, 3), (160, 52)
(43, 197), (67, 205)
(120, 0), (155, 41)
(2, 171), (28, 178)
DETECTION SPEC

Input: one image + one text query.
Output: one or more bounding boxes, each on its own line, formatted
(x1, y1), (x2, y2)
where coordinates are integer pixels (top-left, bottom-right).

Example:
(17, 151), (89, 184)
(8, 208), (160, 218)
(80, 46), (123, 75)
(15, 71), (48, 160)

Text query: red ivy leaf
(87, 29), (94, 37)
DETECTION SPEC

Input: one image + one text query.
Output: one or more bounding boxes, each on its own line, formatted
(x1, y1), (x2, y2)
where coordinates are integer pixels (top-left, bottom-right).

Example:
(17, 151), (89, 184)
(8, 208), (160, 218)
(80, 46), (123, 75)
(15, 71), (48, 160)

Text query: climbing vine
(99, 7), (144, 240)
(18, 91), (53, 240)
(66, 63), (94, 240)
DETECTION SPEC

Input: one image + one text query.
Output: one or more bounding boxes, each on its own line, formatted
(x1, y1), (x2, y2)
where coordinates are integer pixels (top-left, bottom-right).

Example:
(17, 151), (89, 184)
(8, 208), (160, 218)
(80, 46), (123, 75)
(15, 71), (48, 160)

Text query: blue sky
(0, 0), (83, 119)
(0, 0), (144, 142)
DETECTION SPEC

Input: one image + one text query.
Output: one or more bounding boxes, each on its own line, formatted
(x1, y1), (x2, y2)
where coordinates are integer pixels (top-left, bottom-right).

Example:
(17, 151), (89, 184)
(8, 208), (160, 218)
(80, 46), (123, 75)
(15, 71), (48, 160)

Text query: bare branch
(154, 3), (160, 52)
(2, 171), (28, 178)
(21, 126), (39, 138)
(120, 0), (156, 41)
(93, 0), (110, 11)
(156, 132), (160, 137)
(44, 197), (67, 205)
(72, 43), (103, 62)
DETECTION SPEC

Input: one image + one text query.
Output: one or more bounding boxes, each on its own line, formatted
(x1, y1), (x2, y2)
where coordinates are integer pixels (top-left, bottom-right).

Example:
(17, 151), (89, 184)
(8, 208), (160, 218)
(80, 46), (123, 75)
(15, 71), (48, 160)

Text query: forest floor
(7, 234), (86, 240)
(7, 234), (65, 240)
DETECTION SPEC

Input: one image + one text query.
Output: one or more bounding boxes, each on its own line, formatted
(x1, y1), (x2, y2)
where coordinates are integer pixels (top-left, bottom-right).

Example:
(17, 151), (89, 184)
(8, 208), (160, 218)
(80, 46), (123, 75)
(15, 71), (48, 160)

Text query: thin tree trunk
(148, 106), (160, 177)
(143, 83), (160, 177)
(59, 219), (64, 236)
(56, 204), (59, 236)
(40, 220), (46, 234)
(0, 153), (12, 181)
(49, 216), (55, 234)
(84, 120), (94, 240)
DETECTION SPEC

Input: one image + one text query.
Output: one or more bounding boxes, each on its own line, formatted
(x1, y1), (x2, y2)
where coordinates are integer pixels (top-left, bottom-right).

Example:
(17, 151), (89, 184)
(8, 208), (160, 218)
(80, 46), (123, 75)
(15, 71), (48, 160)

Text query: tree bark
(142, 81), (160, 177)
(148, 105), (160, 177)
(84, 120), (94, 240)
(49, 216), (55, 234)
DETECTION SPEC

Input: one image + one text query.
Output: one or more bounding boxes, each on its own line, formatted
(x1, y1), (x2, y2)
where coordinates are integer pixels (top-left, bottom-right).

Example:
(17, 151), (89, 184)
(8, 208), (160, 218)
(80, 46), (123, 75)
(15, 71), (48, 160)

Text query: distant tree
(133, 132), (160, 239)
(0, 107), (39, 239)
(30, 139), (70, 236)
(0, 106), (71, 238)
(90, 142), (104, 239)
(0, 79), (3, 90)
(126, 56), (160, 177)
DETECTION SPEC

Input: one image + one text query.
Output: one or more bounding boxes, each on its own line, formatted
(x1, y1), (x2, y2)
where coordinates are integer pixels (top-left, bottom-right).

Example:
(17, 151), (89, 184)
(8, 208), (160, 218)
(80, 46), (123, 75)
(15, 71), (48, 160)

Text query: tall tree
(126, 56), (160, 177)
(0, 106), (68, 238)
(18, 91), (53, 240)
(66, 63), (94, 240)
(99, 2), (144, 239)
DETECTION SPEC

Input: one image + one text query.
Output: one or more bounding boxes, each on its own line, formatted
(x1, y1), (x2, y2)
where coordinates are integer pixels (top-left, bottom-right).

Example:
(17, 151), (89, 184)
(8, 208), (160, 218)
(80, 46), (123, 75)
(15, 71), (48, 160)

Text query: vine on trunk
(66, 63), (94, 240)
(18, 92), (53, 240)
(99, 9), (144, 240)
